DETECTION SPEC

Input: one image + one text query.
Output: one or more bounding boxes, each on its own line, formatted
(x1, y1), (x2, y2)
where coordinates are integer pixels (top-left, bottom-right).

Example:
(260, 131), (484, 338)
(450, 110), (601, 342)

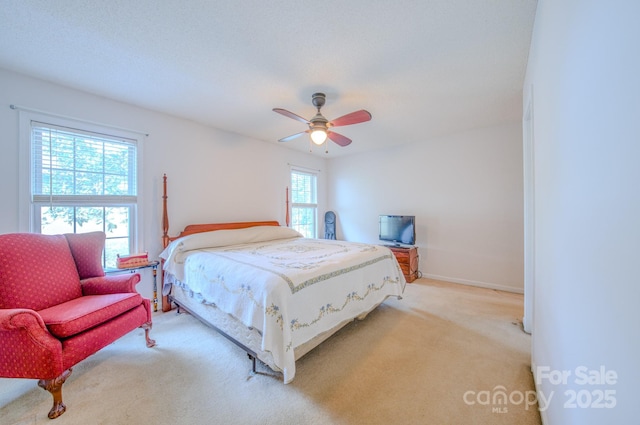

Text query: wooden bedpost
(161, 174), (172, 312)
(162, 174), (169, 249)
(285, 186), (290, 227)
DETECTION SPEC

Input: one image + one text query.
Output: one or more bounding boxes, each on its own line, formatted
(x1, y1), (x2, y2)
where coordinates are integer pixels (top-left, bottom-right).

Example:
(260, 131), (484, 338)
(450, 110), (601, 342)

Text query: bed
(159, 175), (406, 383)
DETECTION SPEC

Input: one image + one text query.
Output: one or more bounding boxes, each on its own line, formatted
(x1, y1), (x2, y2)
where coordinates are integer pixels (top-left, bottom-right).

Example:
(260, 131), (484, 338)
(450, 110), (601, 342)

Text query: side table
(105, 261), (160, 312)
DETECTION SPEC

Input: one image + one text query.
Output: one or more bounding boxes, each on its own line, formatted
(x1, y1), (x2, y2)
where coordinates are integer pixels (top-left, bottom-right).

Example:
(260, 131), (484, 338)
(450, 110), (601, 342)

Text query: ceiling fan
(273, 93), (372, 148)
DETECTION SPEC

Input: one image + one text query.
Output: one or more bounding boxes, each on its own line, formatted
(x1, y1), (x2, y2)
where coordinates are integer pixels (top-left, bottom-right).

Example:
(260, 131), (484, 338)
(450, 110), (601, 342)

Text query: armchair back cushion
(0, 233), (82, 311)
(64, 231), (106, 279)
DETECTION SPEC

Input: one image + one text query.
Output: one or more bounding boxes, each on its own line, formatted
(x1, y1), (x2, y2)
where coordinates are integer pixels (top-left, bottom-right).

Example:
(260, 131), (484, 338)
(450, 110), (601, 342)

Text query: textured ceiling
(0, 0), (537, 157)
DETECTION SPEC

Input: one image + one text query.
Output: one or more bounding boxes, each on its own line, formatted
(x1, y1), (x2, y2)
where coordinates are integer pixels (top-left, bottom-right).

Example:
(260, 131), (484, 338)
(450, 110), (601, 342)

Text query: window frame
(289, 167), (318, 238)
(18, 111), (145, 265)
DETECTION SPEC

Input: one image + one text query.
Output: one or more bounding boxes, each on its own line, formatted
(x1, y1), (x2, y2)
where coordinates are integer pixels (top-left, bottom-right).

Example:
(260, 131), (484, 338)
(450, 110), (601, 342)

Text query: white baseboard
(423, 273), (524, 294)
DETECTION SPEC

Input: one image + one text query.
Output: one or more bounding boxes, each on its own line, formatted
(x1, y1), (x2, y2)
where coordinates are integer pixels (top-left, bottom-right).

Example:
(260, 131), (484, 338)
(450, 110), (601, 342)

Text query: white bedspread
(160, 226), (406, 383)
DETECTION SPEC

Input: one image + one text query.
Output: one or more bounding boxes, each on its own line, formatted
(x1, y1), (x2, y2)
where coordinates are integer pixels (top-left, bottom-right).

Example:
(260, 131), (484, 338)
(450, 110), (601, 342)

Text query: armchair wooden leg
(141, 321), (156, 347)
(38, 368), (72, 419)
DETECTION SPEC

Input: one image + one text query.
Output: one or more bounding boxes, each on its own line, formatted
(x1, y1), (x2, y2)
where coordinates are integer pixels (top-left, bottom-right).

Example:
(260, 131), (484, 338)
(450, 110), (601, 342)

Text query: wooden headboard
(160, 174), (280, 310)
(164, 221), (280, 248)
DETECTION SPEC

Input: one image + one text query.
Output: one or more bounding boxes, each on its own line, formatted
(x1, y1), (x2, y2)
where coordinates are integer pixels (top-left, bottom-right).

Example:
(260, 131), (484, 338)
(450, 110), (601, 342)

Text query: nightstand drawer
(388, 246), (419, 283)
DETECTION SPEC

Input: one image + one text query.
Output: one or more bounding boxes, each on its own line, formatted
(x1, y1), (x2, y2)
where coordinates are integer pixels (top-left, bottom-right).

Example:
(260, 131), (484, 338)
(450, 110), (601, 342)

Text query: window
(290, 169), (317, 238)
(28, 120), (140, 268)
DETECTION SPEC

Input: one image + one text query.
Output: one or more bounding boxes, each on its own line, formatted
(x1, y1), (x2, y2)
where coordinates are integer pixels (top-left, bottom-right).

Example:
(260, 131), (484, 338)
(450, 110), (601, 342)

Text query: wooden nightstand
(388, 246), (419, 283)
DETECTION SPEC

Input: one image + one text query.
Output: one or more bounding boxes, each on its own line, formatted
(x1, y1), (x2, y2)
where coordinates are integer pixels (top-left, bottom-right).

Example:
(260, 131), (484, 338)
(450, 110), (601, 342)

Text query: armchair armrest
(0, 308), (47, 332)
(0, 308), (62, 379)
(81, 273), (141, 295)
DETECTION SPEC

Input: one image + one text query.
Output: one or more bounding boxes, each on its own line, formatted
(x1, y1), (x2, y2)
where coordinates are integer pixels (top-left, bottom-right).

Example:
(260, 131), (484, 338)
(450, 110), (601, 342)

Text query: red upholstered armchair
(0, 232), (155, 419)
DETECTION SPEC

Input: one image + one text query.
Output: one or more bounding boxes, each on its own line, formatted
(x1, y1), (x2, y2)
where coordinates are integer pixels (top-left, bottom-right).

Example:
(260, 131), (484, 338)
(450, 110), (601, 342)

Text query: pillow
(64, 231), (106, 279)
(161, 225), (302, 260)
(160, 226), (303, 281)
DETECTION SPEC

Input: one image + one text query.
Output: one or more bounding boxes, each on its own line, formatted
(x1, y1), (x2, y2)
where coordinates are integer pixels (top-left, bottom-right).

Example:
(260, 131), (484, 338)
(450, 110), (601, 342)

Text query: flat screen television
(379, 215), (415, 246)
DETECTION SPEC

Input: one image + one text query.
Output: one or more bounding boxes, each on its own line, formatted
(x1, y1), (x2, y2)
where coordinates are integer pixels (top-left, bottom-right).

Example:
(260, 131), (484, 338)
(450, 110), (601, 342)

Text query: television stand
(387, 246), (419, 283)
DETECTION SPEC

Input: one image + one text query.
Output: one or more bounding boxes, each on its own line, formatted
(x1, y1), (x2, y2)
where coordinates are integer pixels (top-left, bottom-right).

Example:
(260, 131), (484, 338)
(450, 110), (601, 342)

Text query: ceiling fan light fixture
(311, 129), (327, 145)
(274, 92), (370, 149)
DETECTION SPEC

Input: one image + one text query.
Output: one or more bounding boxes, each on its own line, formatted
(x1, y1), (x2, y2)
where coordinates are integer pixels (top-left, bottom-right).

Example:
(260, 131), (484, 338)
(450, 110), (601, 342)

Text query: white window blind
(32, 122), (137, 201)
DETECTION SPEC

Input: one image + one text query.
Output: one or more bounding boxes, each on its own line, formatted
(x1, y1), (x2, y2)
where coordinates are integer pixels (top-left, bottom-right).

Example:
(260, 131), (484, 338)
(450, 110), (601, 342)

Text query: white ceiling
(1, 0), (537, 157)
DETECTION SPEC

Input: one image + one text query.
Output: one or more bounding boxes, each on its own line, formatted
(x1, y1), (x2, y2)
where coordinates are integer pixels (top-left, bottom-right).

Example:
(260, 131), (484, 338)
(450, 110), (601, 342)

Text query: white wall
(327, 123), (524, 293)
(524, 1), (640, 423)
(0, 68), (326, 302)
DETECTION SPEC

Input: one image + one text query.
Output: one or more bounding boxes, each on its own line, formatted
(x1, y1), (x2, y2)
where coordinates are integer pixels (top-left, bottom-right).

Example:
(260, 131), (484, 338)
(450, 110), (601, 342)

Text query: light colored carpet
(0, 279), (541, 424)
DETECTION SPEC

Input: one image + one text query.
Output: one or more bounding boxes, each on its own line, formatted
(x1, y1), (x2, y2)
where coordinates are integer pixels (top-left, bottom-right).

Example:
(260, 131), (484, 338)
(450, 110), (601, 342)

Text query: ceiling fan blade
(329, 110), (372, 127)
(327, 131), (352, 147)
(278, 130), (309, 143)
(273, 108), (310, 124)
